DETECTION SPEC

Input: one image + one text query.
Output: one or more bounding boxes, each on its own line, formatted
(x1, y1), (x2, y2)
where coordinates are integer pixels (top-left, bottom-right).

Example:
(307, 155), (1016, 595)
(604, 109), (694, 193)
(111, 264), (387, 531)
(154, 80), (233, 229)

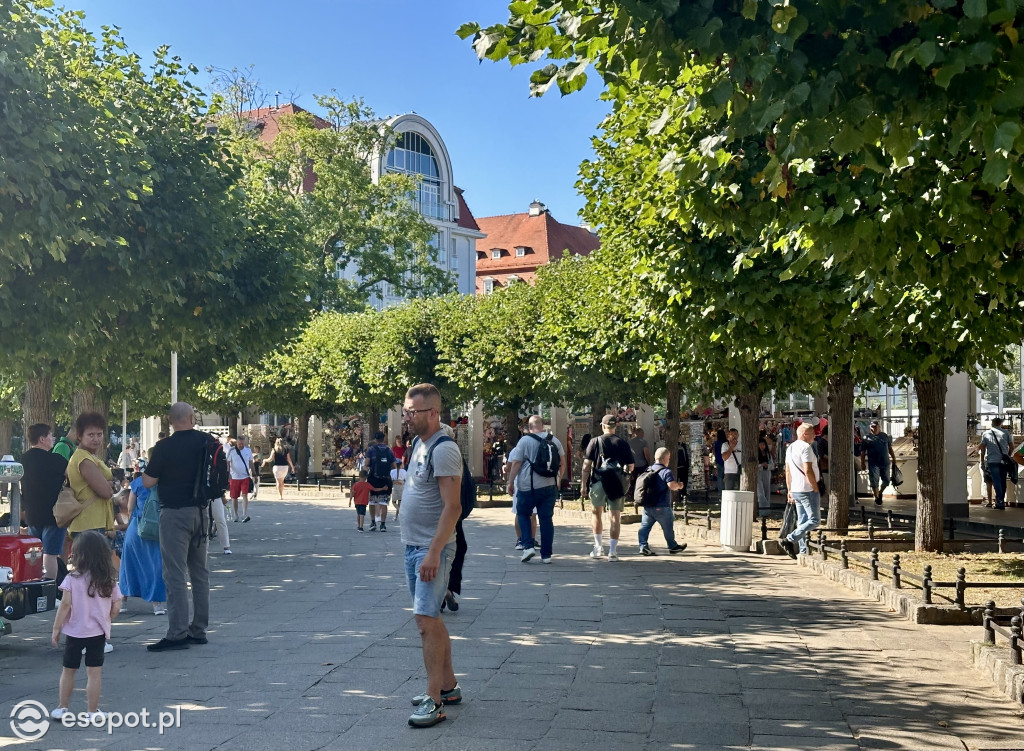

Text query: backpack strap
(421, 435), (456, 479)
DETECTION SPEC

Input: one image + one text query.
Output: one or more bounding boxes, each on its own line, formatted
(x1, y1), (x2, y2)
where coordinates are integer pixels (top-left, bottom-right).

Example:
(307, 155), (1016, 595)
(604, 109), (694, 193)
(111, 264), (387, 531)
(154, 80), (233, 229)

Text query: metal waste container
(719, 490), (755, 552)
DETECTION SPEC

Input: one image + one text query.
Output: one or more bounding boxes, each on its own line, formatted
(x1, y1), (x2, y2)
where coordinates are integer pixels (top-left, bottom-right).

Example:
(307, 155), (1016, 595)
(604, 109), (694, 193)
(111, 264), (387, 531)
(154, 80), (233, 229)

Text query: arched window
(386, 132), (445, 220)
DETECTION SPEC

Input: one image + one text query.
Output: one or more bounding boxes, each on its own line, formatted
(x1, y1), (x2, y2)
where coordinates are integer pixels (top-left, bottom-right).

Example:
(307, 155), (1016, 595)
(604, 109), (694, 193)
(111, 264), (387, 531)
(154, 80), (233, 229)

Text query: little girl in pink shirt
(50, 530), (122, 722)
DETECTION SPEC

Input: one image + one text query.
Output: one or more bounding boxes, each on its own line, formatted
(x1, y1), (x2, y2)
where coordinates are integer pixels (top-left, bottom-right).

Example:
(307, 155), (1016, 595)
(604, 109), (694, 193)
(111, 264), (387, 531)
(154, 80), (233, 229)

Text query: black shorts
(355, 504), (367, 515)
(63, 634), (106, 669)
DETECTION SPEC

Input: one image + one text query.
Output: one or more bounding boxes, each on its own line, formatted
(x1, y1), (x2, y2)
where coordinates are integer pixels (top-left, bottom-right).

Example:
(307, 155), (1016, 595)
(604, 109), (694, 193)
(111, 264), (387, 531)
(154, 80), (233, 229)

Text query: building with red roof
(474, 201), (600, 294)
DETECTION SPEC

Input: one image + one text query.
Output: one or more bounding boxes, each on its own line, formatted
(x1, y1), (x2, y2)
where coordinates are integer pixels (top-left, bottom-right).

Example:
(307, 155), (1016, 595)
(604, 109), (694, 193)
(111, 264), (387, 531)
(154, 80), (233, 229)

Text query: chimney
(529, 200), (546, 217)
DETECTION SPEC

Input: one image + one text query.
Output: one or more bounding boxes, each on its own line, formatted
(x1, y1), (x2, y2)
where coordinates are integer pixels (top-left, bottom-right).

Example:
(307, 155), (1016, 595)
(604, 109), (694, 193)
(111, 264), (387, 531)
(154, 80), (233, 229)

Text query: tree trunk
(735, 391), (761, 493)
(826, 372), (854, 530)
(296, 412), (310, 483)
(71, 386), (97, 423)
(504, 408), (521, 445)
(22, 375), (54, 432)
(914, 371), (946, 552)
(666, 381), (681, 504)
(590, 397), (605, 437)
(0, 419), (13, 457)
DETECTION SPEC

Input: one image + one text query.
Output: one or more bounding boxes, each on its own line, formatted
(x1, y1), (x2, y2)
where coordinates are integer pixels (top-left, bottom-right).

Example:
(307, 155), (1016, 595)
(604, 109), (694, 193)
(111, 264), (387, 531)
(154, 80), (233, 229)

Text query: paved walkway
(1, 492), (1022, 751)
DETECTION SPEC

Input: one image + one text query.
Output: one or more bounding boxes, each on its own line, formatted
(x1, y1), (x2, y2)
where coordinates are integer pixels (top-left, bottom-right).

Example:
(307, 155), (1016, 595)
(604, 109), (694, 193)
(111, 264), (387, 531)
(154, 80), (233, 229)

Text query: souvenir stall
(319, 415), (367, 477)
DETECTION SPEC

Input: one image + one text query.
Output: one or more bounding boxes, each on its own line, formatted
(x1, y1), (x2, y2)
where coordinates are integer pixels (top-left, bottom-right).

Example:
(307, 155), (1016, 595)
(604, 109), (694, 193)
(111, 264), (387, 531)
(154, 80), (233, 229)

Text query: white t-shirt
(390, 467), (407, 501)
(786, 439), (820, 493)
(723, 445), (741, 474)
(227, 446), (254, 481)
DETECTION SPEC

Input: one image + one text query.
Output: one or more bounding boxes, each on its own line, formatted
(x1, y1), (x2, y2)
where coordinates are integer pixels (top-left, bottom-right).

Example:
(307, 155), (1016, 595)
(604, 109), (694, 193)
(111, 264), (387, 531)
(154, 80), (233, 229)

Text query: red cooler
(0, 535), (44, 583)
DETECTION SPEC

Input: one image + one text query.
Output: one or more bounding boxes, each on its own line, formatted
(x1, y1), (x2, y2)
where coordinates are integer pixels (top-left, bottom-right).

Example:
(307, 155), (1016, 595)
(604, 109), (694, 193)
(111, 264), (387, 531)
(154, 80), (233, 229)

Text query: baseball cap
(600, 415), (618, 427)
(373, 431), (385, 441)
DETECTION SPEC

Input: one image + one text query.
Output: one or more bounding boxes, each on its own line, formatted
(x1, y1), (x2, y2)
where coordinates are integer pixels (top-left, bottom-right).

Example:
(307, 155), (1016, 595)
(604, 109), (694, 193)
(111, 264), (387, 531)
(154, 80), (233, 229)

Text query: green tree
(462, 1), (1024, 550)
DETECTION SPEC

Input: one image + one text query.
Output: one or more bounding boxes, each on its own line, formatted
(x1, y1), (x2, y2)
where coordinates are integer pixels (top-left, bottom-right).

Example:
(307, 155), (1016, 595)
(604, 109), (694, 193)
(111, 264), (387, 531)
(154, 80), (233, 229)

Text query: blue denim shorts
(28, 525), (67, 556)
(405, 541), (456, 618)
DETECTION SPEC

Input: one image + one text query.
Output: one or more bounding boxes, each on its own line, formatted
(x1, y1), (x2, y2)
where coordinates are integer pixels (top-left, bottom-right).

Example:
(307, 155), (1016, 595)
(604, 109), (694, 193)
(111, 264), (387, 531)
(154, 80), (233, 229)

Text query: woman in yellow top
(67, 412), (116, 540)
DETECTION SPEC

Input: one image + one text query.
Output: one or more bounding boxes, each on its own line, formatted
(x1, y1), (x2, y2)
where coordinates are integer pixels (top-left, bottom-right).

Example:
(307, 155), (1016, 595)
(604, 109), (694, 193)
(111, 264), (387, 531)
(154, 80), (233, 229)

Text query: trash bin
(719, 490), (755, 552)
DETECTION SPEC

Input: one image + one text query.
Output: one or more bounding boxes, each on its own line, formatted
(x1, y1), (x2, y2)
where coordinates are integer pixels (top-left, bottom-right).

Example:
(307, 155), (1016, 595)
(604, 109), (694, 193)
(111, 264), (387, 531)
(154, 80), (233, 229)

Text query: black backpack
(419, 435), (476, 520)
(366, 444), (394, 490)
(633, 464), (666, 507)
(194, 434), (229, 506)
(526, 433), (561, 484)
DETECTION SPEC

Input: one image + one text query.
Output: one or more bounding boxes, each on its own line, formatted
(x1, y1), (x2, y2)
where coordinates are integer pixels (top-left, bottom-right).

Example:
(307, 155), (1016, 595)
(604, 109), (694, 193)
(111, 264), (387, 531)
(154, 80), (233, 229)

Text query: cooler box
(0, 535), (45, 582)
(2, 579), (57, 620)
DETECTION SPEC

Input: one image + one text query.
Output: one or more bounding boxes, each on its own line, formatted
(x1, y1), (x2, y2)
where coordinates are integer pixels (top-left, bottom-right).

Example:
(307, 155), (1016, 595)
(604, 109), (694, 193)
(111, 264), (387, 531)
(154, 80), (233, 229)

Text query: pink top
(59, 572), (122, 639)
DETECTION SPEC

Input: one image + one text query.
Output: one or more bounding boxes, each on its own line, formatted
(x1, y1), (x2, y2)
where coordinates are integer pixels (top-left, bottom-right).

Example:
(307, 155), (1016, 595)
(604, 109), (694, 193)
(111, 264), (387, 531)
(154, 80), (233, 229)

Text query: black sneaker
(186, 634), (208, 645)
(668, 544), (687, 554)
(379, 522), (387, 532)
(444, 591), (459, 612)
(639, 544), (656, 556)
(369, 522), (377, 531)
(147, 637), (189, 652)
(779, 538), (798, 559)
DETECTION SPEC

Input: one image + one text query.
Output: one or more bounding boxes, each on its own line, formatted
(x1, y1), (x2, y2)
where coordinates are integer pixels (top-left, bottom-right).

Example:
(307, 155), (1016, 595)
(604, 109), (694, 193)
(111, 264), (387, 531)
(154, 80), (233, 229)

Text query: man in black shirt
(581, 415), (635, 561)
(21, 423), (69, 579)
(143, 402), (222, 652)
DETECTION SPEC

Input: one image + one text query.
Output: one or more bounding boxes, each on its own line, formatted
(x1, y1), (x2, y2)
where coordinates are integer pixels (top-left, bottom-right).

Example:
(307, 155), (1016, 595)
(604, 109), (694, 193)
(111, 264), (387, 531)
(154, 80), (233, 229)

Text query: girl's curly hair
(69, 530), (116, 599)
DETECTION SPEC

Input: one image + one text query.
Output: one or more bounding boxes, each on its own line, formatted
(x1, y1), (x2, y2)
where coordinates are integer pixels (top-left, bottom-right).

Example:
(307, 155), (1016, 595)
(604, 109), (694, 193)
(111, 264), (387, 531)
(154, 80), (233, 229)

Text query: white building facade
(338, 113), (483, 308)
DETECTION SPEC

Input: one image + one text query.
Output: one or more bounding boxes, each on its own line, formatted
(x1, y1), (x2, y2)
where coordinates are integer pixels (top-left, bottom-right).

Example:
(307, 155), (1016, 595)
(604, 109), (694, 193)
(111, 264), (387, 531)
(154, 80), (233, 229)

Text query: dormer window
(507, 275), (521, 284)
(476, 250), (486, 260)
(491, 249), (503, 259)
(515, 246), (528, 257)
(483, 277), (495, 294)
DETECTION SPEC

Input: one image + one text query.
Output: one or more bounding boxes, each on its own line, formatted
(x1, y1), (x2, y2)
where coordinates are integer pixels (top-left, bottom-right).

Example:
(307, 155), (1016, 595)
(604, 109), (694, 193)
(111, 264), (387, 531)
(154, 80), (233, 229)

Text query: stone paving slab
(1, 494), (1023, 750)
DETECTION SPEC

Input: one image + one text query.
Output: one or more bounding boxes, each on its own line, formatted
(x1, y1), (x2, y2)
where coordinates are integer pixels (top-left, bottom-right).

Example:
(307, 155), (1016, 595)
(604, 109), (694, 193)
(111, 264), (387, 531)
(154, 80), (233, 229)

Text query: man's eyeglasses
(402, 408), (433, 418)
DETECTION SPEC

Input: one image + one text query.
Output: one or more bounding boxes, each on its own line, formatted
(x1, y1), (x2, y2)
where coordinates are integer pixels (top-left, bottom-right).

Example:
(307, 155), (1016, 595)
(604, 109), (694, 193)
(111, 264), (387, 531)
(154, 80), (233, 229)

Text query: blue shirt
(649, 463), (675, 507)
(130, 476), (151, 521)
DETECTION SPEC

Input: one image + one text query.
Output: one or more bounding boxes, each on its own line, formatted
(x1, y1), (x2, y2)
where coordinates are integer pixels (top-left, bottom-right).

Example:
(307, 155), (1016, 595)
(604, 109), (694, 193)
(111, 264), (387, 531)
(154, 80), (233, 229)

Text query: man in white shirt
(721, 429), (741, 490)
(780, 423), (821, 558)
(227, 435), (254, 523)
(506, 415), (565, 563)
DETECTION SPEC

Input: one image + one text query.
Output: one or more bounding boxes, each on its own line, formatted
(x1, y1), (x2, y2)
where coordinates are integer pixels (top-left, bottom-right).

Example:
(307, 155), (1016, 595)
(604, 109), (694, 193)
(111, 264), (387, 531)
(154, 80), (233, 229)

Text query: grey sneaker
(408, 696), (447, 727)
(412, 684), (461, 706)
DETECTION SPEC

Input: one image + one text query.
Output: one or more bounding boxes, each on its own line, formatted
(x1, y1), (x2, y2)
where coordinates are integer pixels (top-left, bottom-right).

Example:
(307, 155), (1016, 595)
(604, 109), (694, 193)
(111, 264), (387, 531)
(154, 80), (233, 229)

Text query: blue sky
(70, 0), (611, 224)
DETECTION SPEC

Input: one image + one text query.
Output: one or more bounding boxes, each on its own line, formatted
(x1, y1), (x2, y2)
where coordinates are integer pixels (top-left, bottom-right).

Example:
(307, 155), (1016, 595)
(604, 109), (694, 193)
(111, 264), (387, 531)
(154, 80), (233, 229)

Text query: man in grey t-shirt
(981, 417), (1013, 510)
(400, 384), (463, 728)
(506, 415), (565, 563)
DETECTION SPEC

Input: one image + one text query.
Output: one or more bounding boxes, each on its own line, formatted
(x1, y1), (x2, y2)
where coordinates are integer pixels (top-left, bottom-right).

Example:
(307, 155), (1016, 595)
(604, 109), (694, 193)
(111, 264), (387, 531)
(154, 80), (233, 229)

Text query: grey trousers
(158, 505), (209, 641)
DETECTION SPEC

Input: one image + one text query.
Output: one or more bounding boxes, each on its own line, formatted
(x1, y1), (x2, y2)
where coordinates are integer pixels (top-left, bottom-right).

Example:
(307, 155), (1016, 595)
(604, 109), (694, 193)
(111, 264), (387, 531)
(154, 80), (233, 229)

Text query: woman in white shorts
(263, 439), (295, 500)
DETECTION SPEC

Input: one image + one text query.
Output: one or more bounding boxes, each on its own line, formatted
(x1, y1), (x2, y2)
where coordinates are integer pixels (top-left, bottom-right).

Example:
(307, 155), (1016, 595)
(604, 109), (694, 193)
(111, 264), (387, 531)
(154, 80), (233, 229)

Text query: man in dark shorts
(21, 423), (69, 579)
(581, 415), (635, 561)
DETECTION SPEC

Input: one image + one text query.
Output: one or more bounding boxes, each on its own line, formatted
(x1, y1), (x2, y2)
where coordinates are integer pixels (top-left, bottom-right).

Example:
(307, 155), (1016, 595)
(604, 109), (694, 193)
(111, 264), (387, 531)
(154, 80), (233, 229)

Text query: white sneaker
(589, 546), (604, 559)
(608, 552), (619, 561)
(104, 642), (113, 654)
(541, 557), (552, 564)
(89, 710), (107, 724)
(520, 547), (536, 563)
(51, 707), (69, 720)
(152, 603), (166, 615)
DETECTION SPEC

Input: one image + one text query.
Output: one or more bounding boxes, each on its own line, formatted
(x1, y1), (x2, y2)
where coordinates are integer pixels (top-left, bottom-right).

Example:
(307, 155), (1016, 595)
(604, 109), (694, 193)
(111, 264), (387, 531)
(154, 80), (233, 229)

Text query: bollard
(867, 519), (875, 541)
(1011, 616), (1023, 666)
(706, 508), (712, 531)
(316, 479), (321, 491)
(998, 529), (1005, 554)
(923, 565), (933, 604)
(892, 554), (902, 589)
(761, 516), (768, 541)
(683, 501), (689, 526)
(870, 548), (879, 581)
(295, 479), (301, 491)
(983, 601), (996, 644)
(820, 534), (828, 561)
(840, 539), (849, 569)
(887, 509), (894, 529)
(955, 567), (967, 609)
